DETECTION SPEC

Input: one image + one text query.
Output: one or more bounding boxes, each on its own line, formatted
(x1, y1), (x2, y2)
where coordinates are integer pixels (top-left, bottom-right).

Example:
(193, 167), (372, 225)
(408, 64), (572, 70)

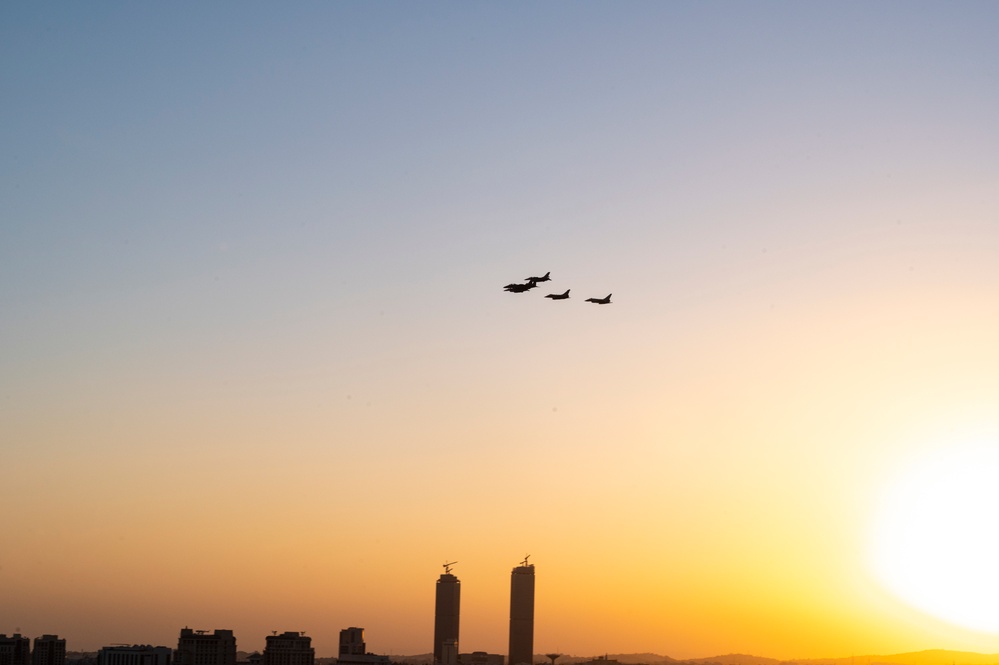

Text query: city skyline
(4, 2), (999, 661)
(6, 630), (999, 665)
(8, 627), (999, 663)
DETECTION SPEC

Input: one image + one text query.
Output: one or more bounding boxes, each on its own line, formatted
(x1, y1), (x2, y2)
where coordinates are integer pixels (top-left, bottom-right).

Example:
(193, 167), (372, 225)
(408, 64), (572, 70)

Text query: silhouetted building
(507, 560), (535, 665)
(32, 636), (66, 665)
(0, 634), (31, 665)
(339, 630), (365, 659)
(262, 633), (312, 665)
(97, 646), (171, 665)
(439, 641), (457, 665)
(433, 568), (460, 665)
(335, 629), (389, 665)
(459, 653), (502, 665)
(175, 629), (235, 665)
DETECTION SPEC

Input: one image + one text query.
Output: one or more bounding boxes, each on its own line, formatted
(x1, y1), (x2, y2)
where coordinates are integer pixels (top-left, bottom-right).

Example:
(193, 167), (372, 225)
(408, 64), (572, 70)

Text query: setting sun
(869, 440), (999, 635)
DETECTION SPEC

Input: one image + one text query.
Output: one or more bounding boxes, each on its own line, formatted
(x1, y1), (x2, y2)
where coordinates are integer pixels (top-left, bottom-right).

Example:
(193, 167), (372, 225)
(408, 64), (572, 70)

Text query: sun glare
(869, 440), (999, 634)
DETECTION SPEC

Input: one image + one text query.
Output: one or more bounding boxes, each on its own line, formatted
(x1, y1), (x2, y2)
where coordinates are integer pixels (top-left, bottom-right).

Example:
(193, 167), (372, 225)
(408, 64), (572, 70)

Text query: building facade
(507, 561), (535, 665)
(433, 570), (460, 665)
(459, 653), (502, 665)
(262, 633), (313, 665)
(97, 646), (172, 665)
(175, 629), (236, 665)
(338, 629), (366, 659)
(335, 629), (389, 665)
(32, 636), (66, 665)
(0, 634), (31, 665)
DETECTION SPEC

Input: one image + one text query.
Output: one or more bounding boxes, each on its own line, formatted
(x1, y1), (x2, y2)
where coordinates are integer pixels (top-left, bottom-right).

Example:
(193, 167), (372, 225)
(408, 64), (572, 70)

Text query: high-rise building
(433, 564), (460, 665)
(0, 634), (31, 665)
(32, 635), (66, 665)
(97, 645), (172, 665)
(262, 633), (313, 665)
(439, 641), (457, 665)
(507, 558), (535, 665)
(175, 629), (236, 665)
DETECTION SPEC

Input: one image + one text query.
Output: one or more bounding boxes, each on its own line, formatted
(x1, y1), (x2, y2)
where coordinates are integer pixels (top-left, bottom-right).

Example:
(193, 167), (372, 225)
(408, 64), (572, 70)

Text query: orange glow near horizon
(8, 282), (999, 657)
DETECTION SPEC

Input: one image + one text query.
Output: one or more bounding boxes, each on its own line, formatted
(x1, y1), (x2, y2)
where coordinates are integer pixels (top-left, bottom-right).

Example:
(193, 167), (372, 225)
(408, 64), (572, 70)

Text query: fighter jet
(545, 290), (570, 300)
(504, 279), (538, 293)
(526, 271), (551, 283)
(585, 294), (612, 304)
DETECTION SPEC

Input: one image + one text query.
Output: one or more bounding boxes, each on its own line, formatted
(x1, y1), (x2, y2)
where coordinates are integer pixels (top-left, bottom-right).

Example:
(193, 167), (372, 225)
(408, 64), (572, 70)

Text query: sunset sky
(3, 2), (999, 661)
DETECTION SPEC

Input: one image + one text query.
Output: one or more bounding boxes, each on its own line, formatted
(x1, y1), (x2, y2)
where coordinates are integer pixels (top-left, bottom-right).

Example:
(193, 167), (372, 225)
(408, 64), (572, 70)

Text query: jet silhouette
(545, 290), (570, 300)
(585, 294), (612, 304)
(526, 271), (551, 283)
(504, 279), (538, 293)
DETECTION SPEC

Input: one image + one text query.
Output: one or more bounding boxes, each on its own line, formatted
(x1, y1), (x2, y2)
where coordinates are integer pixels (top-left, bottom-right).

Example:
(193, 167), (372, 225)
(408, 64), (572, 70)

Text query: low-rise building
(175, 629), (236, 665)
(97, 646), (171, 665)
(0, 634), (31, 665)
(459, 653), (502, 665)
(262, 633), (313, 665)
(32, 636), (66, 665)
(334, 629), (389, 665)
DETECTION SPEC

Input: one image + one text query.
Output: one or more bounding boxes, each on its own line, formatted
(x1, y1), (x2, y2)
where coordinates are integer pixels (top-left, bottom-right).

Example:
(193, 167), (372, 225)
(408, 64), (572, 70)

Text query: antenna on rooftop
(443, 561), (457, 574)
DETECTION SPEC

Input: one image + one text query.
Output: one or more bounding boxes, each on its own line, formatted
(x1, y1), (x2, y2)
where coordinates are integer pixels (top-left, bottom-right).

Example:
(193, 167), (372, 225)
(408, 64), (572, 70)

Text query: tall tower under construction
(507, 557), (535, 665)
(434, 563), (460, 665)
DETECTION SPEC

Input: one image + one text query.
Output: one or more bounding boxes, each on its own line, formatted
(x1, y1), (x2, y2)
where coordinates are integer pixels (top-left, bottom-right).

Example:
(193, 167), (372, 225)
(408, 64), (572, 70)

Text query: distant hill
(795, 651), (999, 665)
(380, 655), (432, 665)
(316, 649), (999, 665)
(681, 655), (782, 665)
(574, 651), (999, 665)
(608, 655), (677, 665)
(91, 649), (995, 665)
(523, 651), (999, 665)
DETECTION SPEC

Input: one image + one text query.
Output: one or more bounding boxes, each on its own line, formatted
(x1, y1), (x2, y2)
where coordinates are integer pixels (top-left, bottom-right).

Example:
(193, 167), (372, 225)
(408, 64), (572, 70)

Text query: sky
(2, 1), (999, 661)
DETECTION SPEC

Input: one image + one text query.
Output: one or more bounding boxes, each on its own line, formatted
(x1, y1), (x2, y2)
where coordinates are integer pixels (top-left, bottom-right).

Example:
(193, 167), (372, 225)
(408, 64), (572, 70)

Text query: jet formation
(503, 272), (611, 304)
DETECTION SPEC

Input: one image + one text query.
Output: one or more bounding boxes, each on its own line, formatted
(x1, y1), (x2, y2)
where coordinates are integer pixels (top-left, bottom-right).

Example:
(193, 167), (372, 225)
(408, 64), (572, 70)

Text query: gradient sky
(3, 2), (999, 660)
